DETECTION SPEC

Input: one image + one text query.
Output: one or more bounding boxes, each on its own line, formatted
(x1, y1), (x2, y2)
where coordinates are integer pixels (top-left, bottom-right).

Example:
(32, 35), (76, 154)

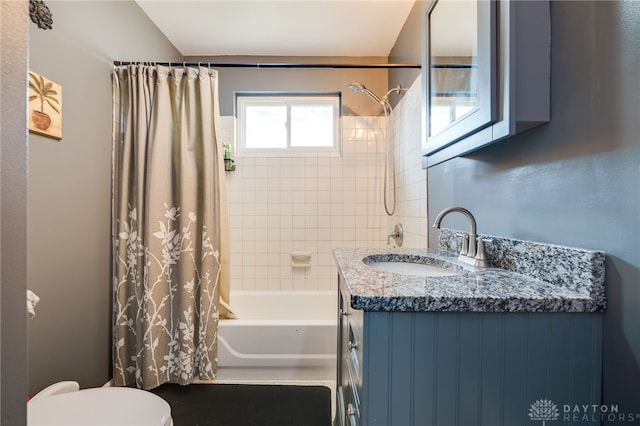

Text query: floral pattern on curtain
(111, 64), (225, 389)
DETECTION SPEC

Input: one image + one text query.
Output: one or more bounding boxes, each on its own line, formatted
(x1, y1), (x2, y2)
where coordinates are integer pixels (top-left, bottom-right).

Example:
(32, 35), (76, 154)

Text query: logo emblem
(529, 399), (560, 425)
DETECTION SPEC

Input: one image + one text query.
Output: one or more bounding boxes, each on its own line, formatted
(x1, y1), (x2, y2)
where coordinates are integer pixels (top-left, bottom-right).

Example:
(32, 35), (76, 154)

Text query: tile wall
(220, 116), (387, 291)
(387, 75), (428, 248)
(219, 74), (426, 292)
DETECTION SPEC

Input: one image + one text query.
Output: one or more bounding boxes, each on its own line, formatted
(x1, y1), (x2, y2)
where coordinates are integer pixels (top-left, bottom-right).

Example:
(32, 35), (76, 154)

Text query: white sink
(369, 261), (457, 277)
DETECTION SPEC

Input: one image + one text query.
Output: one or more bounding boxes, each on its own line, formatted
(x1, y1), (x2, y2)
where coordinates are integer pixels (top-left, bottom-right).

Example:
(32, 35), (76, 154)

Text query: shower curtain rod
(113, 61), (421, 69)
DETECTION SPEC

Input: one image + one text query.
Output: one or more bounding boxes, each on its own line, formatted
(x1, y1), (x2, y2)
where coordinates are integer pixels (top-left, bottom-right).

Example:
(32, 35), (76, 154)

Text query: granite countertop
(333, 246), (606, 313)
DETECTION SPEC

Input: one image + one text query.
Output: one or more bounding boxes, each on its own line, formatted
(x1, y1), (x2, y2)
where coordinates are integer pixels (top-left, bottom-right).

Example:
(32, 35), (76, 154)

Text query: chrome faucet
(432, 206), (490, 267)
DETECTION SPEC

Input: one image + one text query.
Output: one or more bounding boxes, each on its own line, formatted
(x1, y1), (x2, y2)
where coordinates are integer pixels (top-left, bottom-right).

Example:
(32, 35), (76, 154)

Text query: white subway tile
(292, 228), (306, 241)
(225, 86), (426, 293)
(304, 191), (317, 204)
(267, 278), (281, 291)
(341, 116), (355, 129)
(292, 203), (306, 216)
(292, 216), (305, 228)
(317, 216), (331, 229)
(255, 240), (269, 255)
(279, 215), (293, 228)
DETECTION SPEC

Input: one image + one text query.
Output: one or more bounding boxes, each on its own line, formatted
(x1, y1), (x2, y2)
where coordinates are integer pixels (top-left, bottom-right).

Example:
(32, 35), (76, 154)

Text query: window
(236, 94), (340, 155)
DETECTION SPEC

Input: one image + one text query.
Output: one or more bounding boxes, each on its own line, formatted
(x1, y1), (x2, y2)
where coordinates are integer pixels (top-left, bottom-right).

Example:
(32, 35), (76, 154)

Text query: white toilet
(27, 381), (173, 426)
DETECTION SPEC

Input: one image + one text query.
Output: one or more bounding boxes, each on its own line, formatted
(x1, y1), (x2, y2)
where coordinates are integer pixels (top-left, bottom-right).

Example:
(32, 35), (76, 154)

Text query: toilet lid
(28, 387), (172, 426)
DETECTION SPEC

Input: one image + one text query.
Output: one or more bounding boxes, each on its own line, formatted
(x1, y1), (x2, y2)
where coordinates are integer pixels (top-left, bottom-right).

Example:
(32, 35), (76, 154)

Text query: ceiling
(135, 0), (417, 58)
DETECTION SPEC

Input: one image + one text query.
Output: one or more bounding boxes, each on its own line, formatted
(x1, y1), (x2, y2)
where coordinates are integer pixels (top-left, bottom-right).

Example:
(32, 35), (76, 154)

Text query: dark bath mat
(150, 383), (332, 426)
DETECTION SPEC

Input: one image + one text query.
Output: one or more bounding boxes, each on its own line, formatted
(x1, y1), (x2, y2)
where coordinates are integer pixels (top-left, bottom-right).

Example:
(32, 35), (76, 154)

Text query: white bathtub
(214, 291), (337, 383)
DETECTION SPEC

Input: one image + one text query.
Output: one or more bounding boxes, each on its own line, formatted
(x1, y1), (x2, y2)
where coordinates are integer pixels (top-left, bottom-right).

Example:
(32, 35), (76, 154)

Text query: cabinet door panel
(362, 313), (391, 424)
(412, 313), (437, 425)
(422, 0), (550, 167)
(388, 313), (415, 426)
(424, 0), (497, 155)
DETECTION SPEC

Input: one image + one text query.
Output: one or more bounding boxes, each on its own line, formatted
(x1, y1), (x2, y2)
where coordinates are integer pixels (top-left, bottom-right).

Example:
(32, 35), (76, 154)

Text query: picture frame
(28, 71), (62, 140)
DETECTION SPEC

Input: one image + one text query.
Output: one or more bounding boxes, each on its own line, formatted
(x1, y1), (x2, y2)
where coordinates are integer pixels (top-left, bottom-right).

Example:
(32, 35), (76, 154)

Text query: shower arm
(381, 86), (406, 105)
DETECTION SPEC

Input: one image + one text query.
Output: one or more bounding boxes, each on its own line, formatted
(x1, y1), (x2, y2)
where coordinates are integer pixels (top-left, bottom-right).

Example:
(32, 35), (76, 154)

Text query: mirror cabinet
(422, 0), (550, 167)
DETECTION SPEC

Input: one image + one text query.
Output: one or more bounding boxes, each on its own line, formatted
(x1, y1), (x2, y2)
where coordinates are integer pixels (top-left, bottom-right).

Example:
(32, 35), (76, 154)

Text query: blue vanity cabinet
(335, 274), (603, 426)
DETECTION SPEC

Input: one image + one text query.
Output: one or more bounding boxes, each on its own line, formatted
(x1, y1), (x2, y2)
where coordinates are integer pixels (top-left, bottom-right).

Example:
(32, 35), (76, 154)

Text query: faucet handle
(474, 238), (493, 268)
(387, 223), (403, 247)
(456, 233), (469, 256)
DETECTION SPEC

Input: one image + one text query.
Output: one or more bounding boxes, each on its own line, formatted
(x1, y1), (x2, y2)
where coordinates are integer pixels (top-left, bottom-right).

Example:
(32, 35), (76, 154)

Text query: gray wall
(1, 1), (29, 423)
(417, 1), (639, 412)
(388, 0), (425, 107)
(28, 1), (182, 395)
(187, 55), (389, 117)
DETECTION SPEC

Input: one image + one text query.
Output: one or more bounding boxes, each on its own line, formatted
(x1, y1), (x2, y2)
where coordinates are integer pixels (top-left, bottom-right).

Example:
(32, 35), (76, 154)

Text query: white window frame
(236, 94), (341, 157)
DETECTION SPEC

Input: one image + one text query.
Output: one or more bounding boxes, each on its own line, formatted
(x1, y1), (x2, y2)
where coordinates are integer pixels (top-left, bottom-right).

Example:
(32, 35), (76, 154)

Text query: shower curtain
(111, 64), (231, 389)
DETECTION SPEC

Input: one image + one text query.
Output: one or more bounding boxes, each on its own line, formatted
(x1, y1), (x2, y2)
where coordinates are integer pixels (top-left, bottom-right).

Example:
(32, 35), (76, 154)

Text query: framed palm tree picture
(28, 71), (62, 139)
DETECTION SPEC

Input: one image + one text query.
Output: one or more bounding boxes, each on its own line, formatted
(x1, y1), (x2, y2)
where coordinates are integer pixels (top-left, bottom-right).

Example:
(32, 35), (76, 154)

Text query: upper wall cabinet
(422, 0), (550, 167)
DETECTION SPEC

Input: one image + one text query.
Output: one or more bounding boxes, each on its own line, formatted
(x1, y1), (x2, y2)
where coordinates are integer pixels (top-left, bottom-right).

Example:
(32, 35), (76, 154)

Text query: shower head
(348, 81), (385, 107)
(348, 82), (396, 215)
(348, 82), (366, 93)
